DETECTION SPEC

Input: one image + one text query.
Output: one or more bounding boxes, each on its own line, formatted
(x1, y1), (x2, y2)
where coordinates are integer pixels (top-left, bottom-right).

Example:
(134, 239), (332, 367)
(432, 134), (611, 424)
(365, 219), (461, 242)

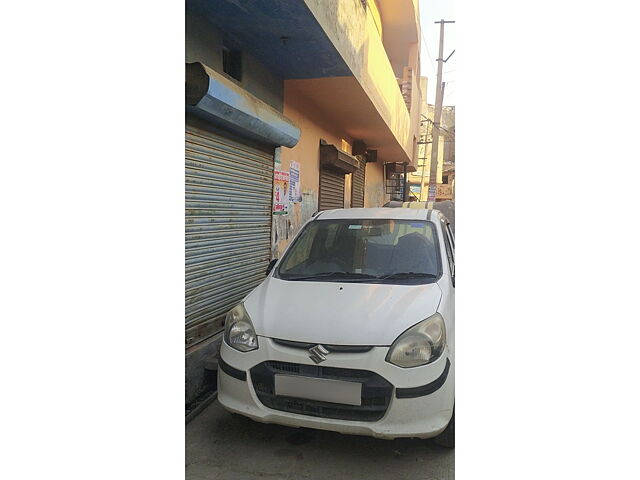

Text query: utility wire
(420, 27), (437, 76)
(420, 22), (455, 106)
(419, 116), (454, 138)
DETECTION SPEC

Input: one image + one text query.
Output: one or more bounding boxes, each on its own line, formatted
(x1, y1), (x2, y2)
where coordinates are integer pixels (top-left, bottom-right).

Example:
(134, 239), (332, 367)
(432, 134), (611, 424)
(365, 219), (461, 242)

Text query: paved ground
(186, 400), (454, 480)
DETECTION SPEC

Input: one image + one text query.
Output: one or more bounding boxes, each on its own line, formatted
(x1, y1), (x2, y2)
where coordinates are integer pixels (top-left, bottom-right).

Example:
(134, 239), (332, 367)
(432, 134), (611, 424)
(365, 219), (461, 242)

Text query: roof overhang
(186, 62), (300, 147)
(186, 0), (350, 79)
(285, 77), (411, 164)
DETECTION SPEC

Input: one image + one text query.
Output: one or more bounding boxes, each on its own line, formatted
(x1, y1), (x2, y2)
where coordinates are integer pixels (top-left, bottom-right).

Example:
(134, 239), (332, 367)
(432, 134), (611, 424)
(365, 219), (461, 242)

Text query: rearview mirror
(266, 258), (278, 276)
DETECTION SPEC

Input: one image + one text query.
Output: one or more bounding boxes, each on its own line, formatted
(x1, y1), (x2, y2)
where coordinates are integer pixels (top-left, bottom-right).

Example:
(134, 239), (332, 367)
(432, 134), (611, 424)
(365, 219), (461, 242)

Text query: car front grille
(272, 338), (374, 353)
(250, 361), (393, 422)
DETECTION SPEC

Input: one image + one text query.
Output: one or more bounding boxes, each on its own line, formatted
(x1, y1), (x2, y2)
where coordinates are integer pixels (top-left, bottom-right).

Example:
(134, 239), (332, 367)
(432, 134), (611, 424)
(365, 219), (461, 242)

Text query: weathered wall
(185, 9), (284, 111)
(304, 0), (366, 76)
(272, 84), (354, 258)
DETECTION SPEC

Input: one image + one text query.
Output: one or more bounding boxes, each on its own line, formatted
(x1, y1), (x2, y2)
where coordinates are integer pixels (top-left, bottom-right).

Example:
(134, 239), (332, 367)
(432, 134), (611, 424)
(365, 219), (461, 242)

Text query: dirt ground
(186, 400), (454, 480)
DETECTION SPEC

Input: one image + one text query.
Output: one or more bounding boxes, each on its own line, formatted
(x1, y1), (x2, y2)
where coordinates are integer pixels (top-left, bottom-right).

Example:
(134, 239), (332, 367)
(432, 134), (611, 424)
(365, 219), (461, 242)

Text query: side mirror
(266, 258), (278, 276)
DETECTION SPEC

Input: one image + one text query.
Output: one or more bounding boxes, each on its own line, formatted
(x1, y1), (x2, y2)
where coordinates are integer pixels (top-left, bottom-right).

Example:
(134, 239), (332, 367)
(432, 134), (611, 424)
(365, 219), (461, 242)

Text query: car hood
(243, 277), (442, 346)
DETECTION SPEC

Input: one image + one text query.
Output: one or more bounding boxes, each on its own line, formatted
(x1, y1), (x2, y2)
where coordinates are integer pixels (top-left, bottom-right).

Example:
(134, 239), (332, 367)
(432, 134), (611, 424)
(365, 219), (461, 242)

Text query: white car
(218, 207), (455, 447)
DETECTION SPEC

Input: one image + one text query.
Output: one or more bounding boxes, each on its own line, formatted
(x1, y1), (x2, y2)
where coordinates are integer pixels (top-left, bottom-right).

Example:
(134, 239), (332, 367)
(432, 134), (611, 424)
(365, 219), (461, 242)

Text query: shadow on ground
(186, 400), (454, 480)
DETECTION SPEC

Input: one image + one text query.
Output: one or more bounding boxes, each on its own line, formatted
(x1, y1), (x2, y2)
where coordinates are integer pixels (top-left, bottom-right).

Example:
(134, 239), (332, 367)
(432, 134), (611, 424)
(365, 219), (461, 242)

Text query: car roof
(315, 207), (431, 221)
(383, 200), (454, 229)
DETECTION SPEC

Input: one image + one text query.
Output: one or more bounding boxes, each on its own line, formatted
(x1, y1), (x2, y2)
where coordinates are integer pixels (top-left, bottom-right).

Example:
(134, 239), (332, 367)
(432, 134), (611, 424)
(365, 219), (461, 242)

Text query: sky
(419, 0), (456, 106)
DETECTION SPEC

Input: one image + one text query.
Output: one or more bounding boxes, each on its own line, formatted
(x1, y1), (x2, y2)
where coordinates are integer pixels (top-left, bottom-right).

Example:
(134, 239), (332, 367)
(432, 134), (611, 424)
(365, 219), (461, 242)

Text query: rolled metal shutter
(351, 156), (366, 208)
(319, 165), (345, 210)
(185, 124), (273, 345)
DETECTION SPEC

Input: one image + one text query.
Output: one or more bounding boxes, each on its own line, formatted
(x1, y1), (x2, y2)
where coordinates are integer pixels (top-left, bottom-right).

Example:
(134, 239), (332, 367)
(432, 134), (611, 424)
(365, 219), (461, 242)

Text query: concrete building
(185, 0), (422, 409)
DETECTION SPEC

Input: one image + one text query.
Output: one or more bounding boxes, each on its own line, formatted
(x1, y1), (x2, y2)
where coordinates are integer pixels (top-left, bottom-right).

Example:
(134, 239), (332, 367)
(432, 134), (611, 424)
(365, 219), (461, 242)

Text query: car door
(440, 218), (455, 284)
(438, 217), (455, 366)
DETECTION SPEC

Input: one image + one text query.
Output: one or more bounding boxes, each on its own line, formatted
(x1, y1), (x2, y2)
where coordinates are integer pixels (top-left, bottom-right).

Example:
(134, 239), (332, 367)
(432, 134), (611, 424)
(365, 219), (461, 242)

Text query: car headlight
(224, 303), (258, 352)
(386, 313), (446, 368)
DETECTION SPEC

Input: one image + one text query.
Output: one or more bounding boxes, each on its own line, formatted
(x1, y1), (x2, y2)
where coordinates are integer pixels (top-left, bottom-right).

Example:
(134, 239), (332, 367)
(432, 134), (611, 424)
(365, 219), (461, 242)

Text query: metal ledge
(186, 62), (300, 148)
(319, 144), (359, 174)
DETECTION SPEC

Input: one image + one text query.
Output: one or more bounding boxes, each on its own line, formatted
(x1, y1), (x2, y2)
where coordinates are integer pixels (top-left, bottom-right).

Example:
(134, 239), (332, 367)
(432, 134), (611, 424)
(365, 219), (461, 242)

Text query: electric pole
(418, 117), (431, 201)
(427, 19), (454, 202)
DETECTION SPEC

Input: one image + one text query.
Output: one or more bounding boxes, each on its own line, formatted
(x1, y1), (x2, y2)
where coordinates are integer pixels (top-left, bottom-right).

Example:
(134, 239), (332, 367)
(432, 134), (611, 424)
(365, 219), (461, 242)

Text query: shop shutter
(351, 156), (366, 208)
(319, 165), (345, 211)
(185, 124), (273, 346)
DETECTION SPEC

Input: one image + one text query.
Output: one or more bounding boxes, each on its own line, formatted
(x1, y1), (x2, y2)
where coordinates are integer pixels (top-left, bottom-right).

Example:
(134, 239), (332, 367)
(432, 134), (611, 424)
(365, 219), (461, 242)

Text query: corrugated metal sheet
(186, 125), (273, 344)
(351, 156), (366, 208)
(319, 165), (345, 211)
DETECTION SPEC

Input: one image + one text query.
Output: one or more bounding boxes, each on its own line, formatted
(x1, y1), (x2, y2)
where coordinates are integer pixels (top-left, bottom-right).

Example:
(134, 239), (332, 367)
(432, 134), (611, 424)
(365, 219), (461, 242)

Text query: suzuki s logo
(308, 344), (329, 364)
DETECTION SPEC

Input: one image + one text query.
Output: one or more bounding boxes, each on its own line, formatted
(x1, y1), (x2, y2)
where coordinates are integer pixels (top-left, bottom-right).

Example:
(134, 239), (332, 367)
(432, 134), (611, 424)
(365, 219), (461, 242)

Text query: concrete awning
(186, 62), (300, 148)
(319, 144), (359, 174)
(386, 162), (417, 173)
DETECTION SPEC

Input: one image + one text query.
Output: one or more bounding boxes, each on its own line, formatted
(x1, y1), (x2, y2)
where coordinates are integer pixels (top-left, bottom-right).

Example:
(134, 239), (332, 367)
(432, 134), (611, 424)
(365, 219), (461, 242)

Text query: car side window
(441, 220), (455, 277)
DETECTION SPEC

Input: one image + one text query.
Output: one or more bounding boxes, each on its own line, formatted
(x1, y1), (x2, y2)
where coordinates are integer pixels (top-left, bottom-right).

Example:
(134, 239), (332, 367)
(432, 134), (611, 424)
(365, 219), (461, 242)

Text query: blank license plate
(274, 375), (362, 406)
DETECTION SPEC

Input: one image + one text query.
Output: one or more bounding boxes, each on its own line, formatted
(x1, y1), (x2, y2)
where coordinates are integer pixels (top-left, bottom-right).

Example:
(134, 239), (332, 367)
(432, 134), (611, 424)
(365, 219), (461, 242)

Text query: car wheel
(433, 408), (454, 448)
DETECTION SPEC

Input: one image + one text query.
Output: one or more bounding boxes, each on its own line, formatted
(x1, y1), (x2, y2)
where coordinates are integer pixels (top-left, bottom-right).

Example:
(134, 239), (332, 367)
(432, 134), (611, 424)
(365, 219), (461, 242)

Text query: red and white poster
(273, 170), (290, 215)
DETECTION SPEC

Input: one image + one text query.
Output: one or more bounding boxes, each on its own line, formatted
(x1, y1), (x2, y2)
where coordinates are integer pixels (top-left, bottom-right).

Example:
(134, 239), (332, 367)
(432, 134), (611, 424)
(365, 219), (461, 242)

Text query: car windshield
(275, 219), (441, 284)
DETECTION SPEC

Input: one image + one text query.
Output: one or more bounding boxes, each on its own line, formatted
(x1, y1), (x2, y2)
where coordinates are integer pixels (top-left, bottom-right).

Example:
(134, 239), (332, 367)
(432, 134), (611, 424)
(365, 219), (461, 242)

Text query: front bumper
(218, 337), (454, 439)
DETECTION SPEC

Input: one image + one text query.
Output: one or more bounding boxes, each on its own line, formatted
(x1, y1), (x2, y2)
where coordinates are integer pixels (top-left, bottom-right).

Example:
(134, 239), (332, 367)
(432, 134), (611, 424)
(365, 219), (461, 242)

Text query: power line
(419, 27), (437, 76)
(420, 22), (455, 74)
(419, 22), (455, 106)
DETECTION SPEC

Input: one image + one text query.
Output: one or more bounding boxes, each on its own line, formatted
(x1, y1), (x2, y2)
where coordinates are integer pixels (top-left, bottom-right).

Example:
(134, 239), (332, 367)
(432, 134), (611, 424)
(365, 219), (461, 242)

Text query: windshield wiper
(285, 271), (378, 281)
(377, 272), (437, 280)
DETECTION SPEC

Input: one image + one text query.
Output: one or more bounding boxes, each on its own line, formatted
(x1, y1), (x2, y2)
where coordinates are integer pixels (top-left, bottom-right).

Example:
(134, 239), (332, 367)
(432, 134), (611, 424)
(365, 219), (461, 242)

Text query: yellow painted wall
(272, 83), (392, 256)
(272, 85), (355, 257)
(280, 86), (351, 193)
(364, 161), (387, 207)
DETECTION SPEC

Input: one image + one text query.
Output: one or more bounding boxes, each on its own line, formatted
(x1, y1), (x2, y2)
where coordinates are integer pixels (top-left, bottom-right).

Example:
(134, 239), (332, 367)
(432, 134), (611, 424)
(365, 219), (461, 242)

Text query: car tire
(433, 408), (454, 448)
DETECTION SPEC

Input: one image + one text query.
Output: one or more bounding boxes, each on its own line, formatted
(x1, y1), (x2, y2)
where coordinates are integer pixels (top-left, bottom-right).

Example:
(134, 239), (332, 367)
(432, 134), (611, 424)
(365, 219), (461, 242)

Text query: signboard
(426, 184), (452, 201)
(273, 170), (290, 215)
(427, 184), (437, 202)
(289, 161), (301, 203)
(409, 184), (422, 200)
(436, 184), (453, 200)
